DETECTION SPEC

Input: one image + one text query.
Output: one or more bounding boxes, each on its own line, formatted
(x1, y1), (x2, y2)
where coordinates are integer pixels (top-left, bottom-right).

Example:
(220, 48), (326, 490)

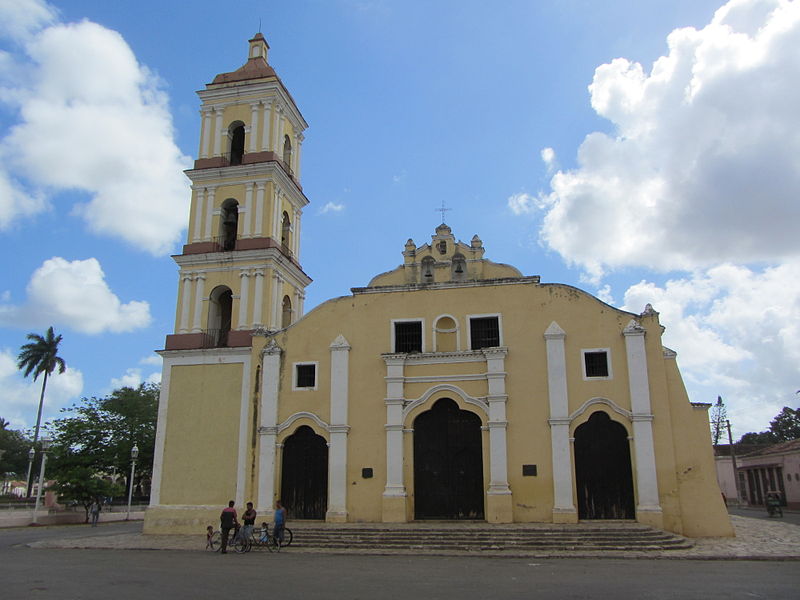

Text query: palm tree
(17, 326), (66, 497)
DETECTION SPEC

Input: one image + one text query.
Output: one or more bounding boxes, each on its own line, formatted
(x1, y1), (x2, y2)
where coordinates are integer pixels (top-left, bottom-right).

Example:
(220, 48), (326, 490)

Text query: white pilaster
(204, 187), (216, 241)
(199, 108), (212, 159)
(178, 273), (193, 333)
(623, 320), (662, 514)
(242, 183), (254, 238)
(249, 103), (260, 152)
(254, 182), (266, 237)
(327, 335), (351, 521)
(261, 100), (273, 151)
(191, 273), (206, 333)
(213, 108), (224, 157)
(545, 321), (576, 516)
(191, 187), (205, 242)
(270, 273), (284, 329)
(292, 208), (302, 257)
(272, 105), (283, 156)
(251, 269), (265, 328)
(257, 341), (282, 512)
(383, 356), (407, 500)
(484, 348), (511, 497)
(272, 186), (282, 240)
(238, 270), (251, 330)
(294, 132), (304, 181)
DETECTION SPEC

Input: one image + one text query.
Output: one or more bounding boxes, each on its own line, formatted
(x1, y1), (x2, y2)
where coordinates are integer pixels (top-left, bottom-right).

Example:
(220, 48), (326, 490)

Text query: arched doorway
(280, 425), (328, 519)
(574, 411), (635, 519)
(413, 398), (484, 519)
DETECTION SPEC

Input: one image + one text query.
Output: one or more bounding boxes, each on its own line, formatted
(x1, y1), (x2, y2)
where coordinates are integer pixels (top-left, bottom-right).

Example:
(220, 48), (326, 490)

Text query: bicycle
(206, 525), (293, 552)
(207, 526), (250, 553)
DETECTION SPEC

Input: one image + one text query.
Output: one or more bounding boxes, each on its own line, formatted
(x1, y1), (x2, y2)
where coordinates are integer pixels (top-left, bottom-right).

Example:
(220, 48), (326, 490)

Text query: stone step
(282, 525), (693, 553)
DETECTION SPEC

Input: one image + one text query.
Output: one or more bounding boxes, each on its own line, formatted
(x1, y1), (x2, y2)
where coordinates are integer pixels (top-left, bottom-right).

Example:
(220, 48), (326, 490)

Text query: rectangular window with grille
(295, 363), (316, 388)
(394, 321), (422, 353)
(470, 316), (500, 349)
(583, 351), (609, 378)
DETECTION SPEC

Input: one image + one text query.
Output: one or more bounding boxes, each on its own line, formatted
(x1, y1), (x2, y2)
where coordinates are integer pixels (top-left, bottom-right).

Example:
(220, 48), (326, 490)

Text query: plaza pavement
(27, 514), (800, 560)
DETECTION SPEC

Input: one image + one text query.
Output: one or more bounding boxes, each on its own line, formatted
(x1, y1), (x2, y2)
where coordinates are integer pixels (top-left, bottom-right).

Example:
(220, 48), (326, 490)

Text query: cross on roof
(435, 200), (452, 224)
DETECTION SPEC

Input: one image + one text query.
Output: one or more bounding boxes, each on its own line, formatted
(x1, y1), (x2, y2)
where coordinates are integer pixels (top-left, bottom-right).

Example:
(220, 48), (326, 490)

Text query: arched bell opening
(228, 121), (245, 166)
(219, 199), (239, 251)
(206, 286), (233, 347)
(281, 295), (292, 328)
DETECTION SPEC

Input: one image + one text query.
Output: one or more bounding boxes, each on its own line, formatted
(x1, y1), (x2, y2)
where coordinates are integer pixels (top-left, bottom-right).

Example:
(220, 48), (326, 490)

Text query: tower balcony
(163, 328), (255, 351)
(192, 151), (298, 186)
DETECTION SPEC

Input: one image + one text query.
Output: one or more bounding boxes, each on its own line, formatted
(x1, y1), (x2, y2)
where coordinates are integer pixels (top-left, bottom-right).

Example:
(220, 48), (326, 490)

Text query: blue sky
(1, 0), (798, 440)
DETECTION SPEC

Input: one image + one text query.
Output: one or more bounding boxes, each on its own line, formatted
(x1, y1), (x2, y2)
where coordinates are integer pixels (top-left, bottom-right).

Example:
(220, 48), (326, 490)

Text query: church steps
(283, 525), (693, 553)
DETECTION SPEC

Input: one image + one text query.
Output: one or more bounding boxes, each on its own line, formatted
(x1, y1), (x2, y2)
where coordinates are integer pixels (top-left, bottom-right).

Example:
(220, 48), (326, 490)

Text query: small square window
(584, 351), (609, 378)
(295, 364), (316, 388)
(470, 316), (500, 349)
(394, 321), (422, 353)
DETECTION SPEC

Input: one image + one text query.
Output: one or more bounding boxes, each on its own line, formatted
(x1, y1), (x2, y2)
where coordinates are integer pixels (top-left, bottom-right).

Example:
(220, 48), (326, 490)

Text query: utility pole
(726, 419), (741, 506)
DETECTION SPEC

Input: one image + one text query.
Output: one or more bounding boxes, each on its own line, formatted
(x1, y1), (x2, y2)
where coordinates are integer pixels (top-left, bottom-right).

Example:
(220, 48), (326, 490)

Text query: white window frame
(466, 313), (503, 350)
(581, 348), (612, 380)
(391, 318), (425, 353)
(433, 313), (461, 352)
(292, 361), (319, 390)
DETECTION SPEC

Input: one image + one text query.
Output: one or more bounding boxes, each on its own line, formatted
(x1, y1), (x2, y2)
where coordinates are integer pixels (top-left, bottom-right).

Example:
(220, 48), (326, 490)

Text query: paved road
(728, 506), (800, 526)
(2, 523), (798, 599)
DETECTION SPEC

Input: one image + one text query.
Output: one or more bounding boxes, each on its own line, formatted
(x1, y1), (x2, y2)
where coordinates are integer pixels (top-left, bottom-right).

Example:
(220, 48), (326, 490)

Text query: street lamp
(126, 444), (139, 520)
(32, 438), (51, 525)
(25, 446), (35, 499)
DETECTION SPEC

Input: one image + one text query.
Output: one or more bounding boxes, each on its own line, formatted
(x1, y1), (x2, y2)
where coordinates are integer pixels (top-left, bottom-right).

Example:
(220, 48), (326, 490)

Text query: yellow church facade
(144, 35), (733, 538)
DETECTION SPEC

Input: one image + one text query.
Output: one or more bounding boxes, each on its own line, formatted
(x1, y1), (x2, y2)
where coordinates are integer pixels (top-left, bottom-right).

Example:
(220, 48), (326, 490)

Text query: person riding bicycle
(259, 521), (270, 543)
(219, 500), (239, 554)
(273, 500), (287, 545)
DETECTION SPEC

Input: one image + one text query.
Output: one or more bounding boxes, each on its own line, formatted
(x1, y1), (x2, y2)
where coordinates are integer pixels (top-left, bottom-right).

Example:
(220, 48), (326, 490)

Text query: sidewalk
(28, 515), (800, 560)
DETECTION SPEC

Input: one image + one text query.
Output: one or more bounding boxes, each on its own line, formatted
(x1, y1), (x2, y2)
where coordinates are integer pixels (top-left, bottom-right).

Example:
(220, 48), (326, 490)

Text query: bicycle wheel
(234, 536), (250, 554)
(267, 536), (280, 553)
(208, 531), (221, 552)
(280, 527), (293, 547)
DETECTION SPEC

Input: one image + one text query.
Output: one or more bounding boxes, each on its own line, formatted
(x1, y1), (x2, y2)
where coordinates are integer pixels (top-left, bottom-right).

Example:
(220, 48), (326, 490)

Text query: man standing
(273, 500), (287, 546)
(219, 500), (238, 554)
(241, 502), (257, 543)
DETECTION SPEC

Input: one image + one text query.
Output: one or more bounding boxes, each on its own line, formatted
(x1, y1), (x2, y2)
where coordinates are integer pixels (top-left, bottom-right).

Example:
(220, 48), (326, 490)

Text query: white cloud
(319, 201), (345, 215)
(507, 192), (538, 216)
(0, 0), (57, 43)
(109, 365), (161, 391)
(620, 260), (800, 437)
(0, 257), (151, 334)
(537, 0), (800, 277)
(139, 354), (162, 367)
(540, 147), (557, 173)
(0, 347), (83, 430)
(0, 16), (191, 255)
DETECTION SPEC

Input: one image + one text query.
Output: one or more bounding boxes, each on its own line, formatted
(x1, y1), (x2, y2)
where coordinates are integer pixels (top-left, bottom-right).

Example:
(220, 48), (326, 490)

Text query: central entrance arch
(413, 398), (484, 520)
(280, 425), (328, 519)
(574, 411), (635, 520)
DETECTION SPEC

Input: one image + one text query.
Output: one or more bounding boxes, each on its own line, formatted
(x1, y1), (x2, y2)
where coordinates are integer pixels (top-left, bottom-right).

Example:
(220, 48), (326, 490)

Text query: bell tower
(165, 33), (312, 351)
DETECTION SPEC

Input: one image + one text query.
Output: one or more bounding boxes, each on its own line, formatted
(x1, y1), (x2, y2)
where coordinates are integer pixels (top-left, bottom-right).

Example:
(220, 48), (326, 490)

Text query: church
(144, 34), (733, 538)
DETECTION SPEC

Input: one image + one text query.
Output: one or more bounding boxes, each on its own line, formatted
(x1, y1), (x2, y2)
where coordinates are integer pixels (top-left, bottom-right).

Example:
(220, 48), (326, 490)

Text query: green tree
(17, 326), (66, 496)
(0, 421), (32, 479)
(768, 406), (800, 442)
(47, 383), (158, 503)
(49, 466), (123, 522)
(737, 405), (800, 445)
(709, 396), (727, 447)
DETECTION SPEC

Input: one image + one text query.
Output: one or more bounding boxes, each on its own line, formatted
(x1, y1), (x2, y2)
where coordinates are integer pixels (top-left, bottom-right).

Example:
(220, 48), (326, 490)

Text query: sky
(0, 0), (798, 440)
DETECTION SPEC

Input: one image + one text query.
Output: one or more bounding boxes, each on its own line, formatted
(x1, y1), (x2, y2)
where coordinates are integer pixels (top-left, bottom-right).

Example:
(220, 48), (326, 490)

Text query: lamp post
(126, 444), (139, 520)
(32, 438), (51, 525)
(25, 446), (35, 499)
